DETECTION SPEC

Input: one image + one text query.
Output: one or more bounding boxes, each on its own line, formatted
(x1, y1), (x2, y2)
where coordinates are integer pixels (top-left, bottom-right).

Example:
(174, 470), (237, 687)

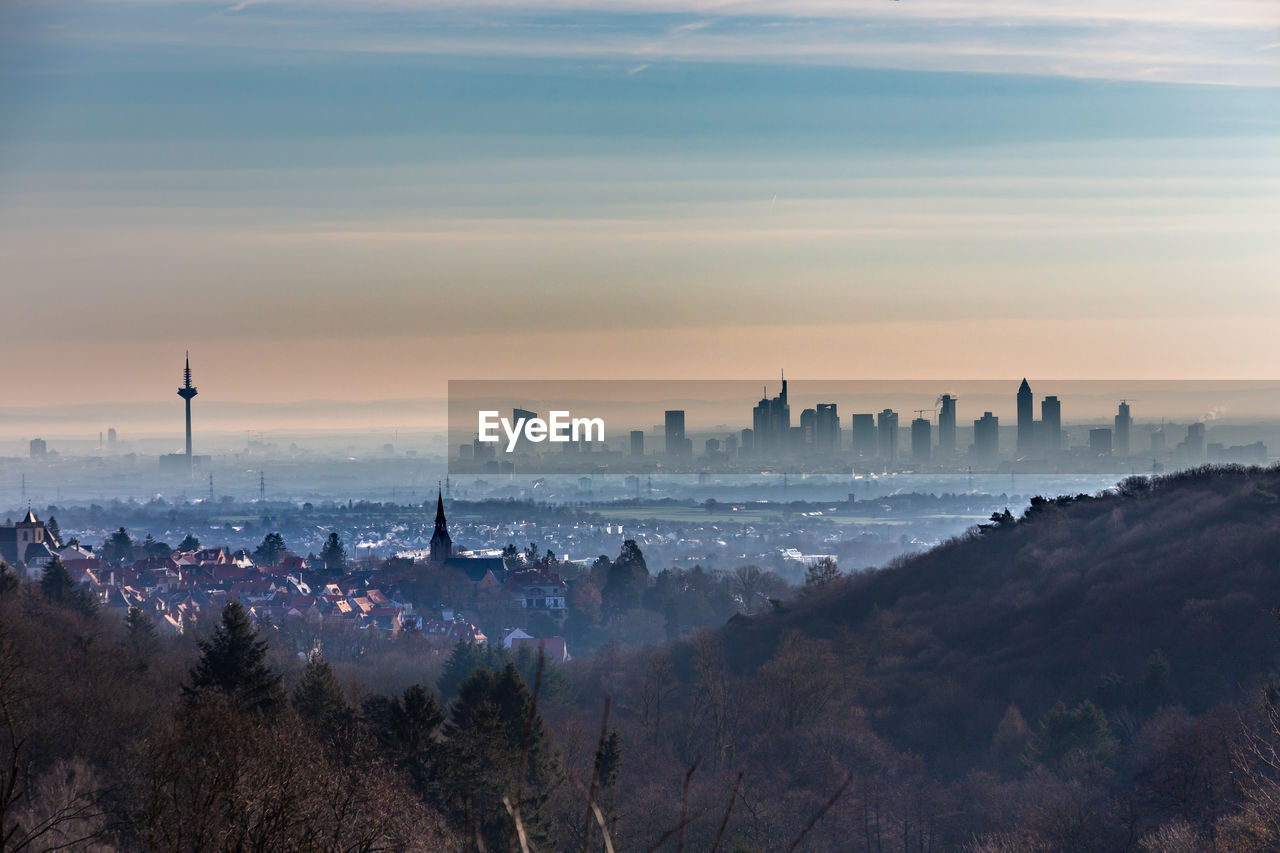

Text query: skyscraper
(911, 417), (931, 463)
(815, 403), (840, 452)
(665, 410), (690, 458)
(850, 414), (876, 458)
(1177, 422), (1206, 461)
(972, 411), (999, 465)
(1041, 395), (1061, 453)
(512, 408), (537, 455)
(799, 407), (817, 446)
(751, 371), (790, 453)
(177, 352), (198, 470)
(1090, 428), (1113, 456)
(1114, 401), (1132, 457)
(937, 394), (956, 456)
(1016, 378), (1033, 455)
(630, 430), (645, 457)
(877, 409), (898, 461)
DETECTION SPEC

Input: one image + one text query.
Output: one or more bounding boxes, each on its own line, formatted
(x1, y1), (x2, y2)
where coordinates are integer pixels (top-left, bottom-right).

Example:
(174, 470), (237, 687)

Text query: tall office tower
(511, 408), (537, 454)
(1114, 401), (1132, 457)
(107, 427), (117, 449)
(972, 411), (999, 465)
(1178, 422), (1206, 461)
(740, 428), (754, 454)
(799, 407), (817, 446)
(815, 403), (840, 452)
(472, 435), (496, 462)
(937, 395), (956, 456)
(876, 409), (899, 461)
(1090, 428), (1113, 456)
(630, 430), (645, 457)
(911, 417), (931, 463)
(1041, 396), (1062, 453)
(751, 371), (790, 452)
(850, 414), (876, 458)
(29, 438), (46, 459)
(177, 352), (199, 470)
(1016, 378), (1034, 455)
(665, 410), (689, 457)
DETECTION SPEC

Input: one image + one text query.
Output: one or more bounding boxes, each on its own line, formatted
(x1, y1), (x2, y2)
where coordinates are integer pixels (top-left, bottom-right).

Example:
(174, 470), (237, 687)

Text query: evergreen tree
(104, 527), (133, 563)
(178, 534), (200, 551)
(437, 639), (506, 700)
(41, 556), (74, 604)
(319, 532), (347, 574)
(40, 556), (97, 617)
(1024, 699), (1118, 770)
(980, 509), (1017, 533)
(440, 664), (562, 850)
(142, 534), (171, 559)
(602, 540), (649, 618)
(589, 554), (612, 587)
(363, 684), (445, 792)
(599, 730), (622, 789)
(184, 601), (284, 714)
(511, 645), (573, 703)
(293, 654), (348, 725)
(45, 516), (61, 545)
(252, 532), (287, 567)
(123, 605), (160, 667)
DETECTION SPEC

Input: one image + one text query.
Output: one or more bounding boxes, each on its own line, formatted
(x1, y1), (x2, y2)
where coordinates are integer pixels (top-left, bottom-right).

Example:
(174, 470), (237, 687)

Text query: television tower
(177, 352), (198, 469)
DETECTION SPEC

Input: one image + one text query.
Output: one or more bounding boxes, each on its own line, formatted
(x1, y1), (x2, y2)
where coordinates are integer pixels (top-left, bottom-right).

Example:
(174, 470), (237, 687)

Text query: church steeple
(429, 486), (452, 562)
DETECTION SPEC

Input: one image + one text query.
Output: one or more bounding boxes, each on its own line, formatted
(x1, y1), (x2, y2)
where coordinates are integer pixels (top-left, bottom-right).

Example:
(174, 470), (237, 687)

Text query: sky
(1, 0), (1278, 425)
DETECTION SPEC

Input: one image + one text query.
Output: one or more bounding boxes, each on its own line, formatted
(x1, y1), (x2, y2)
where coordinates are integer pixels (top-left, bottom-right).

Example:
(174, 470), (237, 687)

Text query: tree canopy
(184, 601), (284, 715)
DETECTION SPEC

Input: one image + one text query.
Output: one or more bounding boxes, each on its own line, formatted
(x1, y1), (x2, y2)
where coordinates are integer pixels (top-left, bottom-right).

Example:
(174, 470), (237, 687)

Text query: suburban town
(0, 495), (585, 662)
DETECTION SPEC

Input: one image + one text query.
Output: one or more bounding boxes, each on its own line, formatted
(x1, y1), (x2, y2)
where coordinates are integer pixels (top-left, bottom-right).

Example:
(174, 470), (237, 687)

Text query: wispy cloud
(21, 0), (1279, 86)
(77, 0), (1280, 28)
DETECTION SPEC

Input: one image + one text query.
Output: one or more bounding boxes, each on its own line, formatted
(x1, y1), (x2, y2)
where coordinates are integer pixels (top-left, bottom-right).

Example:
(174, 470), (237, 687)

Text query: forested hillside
(7, 465), (1280, 851)
(570, 465), (1280, 850)
(725, 465), (1280, 770)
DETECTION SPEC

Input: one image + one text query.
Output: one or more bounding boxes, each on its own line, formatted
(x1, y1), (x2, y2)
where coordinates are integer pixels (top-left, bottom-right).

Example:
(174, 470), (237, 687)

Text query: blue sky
(1, 0), (1278, 408)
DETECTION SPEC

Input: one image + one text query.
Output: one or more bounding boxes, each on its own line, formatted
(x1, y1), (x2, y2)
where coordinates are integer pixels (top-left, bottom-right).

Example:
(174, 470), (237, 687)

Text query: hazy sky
(1, 0), (1278, 415)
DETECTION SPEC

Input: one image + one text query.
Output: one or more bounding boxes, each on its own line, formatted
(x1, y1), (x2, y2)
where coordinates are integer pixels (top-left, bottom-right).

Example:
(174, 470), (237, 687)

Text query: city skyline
(445, 376), (1278, 477)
